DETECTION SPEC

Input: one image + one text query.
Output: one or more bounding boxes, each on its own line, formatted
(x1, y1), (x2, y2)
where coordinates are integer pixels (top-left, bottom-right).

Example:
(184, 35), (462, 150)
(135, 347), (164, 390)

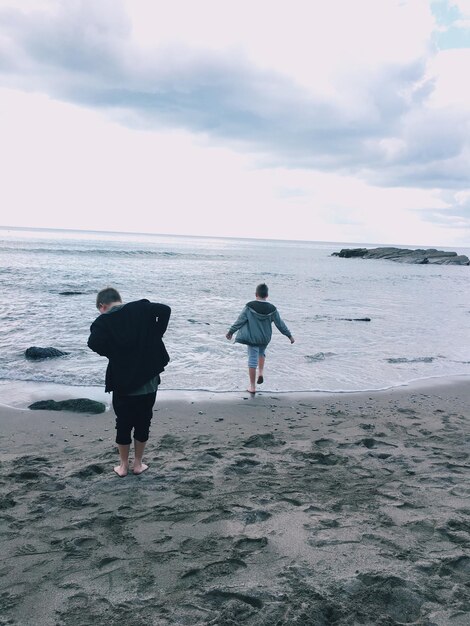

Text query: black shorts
(112, 391), (157, 445)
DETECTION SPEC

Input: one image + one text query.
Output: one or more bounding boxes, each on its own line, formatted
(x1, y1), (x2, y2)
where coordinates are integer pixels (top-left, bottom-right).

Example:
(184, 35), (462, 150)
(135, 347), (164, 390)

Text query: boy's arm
(226, 306), (248, 339)
(87, 321), (111, 357)
(273, 310), (294, 341)
(151, 303), (171, 337)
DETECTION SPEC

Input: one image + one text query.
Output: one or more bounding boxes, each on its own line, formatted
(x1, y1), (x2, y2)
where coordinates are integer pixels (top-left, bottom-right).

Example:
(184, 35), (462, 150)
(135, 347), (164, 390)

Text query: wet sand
(1, 380), (469, 625)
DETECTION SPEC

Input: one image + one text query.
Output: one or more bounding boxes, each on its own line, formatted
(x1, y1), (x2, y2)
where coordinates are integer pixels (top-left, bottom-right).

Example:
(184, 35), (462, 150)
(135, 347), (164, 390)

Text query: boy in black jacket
(88, 287), (171, 476)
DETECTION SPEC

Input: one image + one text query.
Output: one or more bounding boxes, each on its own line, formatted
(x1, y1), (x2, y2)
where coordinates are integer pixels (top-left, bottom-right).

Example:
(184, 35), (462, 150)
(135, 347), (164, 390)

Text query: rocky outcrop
(334, 248), (369, 258)
(25, 347), (69, 359)
(332, 247), (469, 265)
(28, 398), (106, 414)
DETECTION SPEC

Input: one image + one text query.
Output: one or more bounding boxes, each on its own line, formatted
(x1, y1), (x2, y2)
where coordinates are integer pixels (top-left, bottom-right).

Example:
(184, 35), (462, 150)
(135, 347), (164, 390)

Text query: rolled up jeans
(247, 344), (266, 369)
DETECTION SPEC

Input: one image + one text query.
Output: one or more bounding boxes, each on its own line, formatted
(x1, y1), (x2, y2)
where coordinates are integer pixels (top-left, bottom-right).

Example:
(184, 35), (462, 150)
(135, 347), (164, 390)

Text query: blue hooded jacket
(228, 300), (292, 346)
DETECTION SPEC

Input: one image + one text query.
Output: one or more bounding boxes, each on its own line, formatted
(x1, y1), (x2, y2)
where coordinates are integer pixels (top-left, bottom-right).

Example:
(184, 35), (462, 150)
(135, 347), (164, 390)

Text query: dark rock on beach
(25, 347), (69, 359)
(332, 247), (470, 265)
(28, 399), (106, 414)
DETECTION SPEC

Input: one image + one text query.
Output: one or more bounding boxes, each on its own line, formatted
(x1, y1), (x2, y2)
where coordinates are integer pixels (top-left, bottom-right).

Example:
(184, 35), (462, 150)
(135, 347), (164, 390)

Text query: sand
(1, 379), (469, 625)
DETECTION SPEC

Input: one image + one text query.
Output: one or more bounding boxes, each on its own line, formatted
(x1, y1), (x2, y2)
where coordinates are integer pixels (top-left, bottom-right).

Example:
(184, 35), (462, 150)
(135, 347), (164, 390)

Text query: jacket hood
(247, 308), (275, 320)
(246, 300), (276, 319)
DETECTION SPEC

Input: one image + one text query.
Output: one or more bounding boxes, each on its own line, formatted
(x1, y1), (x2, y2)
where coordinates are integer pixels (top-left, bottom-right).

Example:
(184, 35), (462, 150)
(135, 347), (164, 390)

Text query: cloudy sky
(0, 0), (469, 245)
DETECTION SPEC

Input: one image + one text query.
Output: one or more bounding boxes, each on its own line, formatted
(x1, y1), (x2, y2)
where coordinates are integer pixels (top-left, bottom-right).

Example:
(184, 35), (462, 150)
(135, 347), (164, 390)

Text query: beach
(1, 379), (469, 625)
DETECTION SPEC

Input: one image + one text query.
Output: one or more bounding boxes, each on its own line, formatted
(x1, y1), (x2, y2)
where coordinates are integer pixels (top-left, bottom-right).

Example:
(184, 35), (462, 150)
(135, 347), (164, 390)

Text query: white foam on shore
(1, 374), (470, 410)
(0, 380), (111, 411)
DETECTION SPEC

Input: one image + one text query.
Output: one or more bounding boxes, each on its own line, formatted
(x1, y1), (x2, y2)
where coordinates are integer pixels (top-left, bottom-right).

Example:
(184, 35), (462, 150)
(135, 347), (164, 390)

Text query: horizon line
(0, 224), (467, 251)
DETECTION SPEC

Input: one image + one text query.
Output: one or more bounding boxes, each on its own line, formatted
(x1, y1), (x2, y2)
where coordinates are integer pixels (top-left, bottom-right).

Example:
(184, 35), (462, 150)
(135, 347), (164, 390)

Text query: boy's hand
(289, 336), (295, 344)
(226, 332), (233, 340)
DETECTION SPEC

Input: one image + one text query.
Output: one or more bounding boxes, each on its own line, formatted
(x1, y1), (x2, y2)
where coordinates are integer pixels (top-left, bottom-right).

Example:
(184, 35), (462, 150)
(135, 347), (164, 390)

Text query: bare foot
(133, 463), (149, 475)
(113, 464), (128, 477)
(247, 388), (256, 394)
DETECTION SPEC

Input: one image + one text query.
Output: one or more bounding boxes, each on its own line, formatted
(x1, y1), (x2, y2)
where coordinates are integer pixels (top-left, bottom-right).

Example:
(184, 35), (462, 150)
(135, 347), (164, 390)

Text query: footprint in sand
(180, 536), (233, 554)
(197, 448), (223, 464)
(11, 469), (44, 481)
(175, 476), (213, 498)
(0, 590), (22, 613)
(157, 434), (186, 452)
(73, 464), (106, 479)
(353, 437), (398, 449)
(438, 555), (470, 580)
(204, 589), (263, 609)
(243, 433), (286, 449)
(15, 455), (52, 467)
(233, 536), (268, 555)
(180, 558), (247, 583)
(342, 573), (424, 624)
(0, 493), (16, 510)
(225, 458), (261, 474)
(295, 450), (343, 466)
(60, 495), (96, 510)
(243, 510), (271, 524)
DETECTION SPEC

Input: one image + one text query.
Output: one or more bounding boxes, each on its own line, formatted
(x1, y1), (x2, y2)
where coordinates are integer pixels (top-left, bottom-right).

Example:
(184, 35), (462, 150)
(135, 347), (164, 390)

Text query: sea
(0, 226), (469, 408)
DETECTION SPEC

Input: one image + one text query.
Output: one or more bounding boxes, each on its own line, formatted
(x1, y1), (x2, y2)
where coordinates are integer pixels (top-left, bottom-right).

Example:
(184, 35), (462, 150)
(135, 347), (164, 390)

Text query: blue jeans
(247, 344), (267, 368)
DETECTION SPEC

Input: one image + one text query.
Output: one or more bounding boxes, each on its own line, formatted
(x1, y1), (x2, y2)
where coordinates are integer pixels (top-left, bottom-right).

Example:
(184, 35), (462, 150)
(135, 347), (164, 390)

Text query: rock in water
(339, 317), (371, 322)
(333, 248), (368, 258)
(332, 247), (469, 265)
(25, 347), (69, 359)
(29, 399), (106, 414)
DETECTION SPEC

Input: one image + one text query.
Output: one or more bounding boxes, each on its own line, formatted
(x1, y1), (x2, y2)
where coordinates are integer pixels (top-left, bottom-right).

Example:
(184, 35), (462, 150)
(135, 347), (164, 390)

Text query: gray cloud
(412, 186), (470, 229)
(409, 200), (470, 241)
(0, 0), (469, 193)
(420, 210), (470, 229)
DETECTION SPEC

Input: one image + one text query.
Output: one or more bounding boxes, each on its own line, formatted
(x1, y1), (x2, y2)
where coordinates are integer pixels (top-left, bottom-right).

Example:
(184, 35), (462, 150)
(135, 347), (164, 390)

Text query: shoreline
(1, 373), (470, 411)
(1, 376), (469, 624)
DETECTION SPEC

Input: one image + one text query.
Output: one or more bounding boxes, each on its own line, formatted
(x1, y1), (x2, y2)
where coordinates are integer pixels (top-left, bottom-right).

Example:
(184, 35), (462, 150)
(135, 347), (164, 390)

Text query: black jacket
(88, 299), (171, 394)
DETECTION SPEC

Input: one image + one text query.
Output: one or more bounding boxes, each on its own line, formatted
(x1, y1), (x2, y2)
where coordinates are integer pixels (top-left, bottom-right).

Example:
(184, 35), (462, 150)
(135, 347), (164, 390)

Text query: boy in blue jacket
(226, 283), (294, 394)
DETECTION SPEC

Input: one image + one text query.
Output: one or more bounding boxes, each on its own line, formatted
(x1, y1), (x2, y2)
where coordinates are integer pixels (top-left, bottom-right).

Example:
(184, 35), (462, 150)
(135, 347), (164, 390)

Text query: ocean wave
(0, 371), (99, 386)
(1, 246), (185, 257)
(2, 373), (470, 402)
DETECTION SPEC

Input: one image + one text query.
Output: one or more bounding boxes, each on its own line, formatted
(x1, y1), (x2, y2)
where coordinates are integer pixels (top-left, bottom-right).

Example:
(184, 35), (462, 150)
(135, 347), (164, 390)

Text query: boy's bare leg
(133, 439), (148, 474)
(257, 356), (265, 384)
(248, 367), (256, 393)
(114, 444), (130, 477)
